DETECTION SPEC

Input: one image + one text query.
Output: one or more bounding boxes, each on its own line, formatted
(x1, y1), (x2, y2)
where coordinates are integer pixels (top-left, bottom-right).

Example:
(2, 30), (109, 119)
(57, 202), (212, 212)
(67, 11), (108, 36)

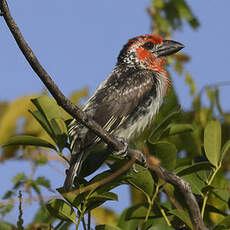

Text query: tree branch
(0, 1), (208, 229)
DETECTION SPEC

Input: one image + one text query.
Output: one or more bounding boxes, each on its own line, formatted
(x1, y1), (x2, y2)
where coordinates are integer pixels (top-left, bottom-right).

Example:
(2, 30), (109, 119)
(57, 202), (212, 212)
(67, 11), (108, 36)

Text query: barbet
(64, 34), (184, 191)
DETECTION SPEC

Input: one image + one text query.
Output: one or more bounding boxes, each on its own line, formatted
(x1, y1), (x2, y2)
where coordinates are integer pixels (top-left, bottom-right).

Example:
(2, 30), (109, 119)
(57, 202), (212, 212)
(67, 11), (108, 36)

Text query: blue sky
(1, 0), (230, 228)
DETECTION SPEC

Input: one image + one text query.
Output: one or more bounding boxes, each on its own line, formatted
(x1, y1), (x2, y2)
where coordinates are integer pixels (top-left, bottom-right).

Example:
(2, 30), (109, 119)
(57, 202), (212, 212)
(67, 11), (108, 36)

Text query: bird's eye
(143, 41), (155, 50)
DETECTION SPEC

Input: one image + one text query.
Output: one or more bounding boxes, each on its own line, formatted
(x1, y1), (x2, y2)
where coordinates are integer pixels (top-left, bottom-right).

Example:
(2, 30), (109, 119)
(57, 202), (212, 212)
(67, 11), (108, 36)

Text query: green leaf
(124, 204), (149, 219)
(182, 173), (206, 195)
(31, 207), (56, 225)
(89, 169), (122, 194)
(86, 192), (118, 211)
(149, 106), (181, 142)
(220, 139), (230, 163)
(0, 203), (14, 217)
(46, 199), (77, 224)
(29, 110), (54, 139)
(125, 164), (154, 198)
(204, 119), (221, 167)
(185, 72), (196, 95)
(148, 141), (177, 171)
(176, 162), (212, 176)
(117, 208), (140, 230)
(88, 192), (118, 203)
(31, 95), (63, 121)
(57, 187), (86, 209)
(215, 87), (224, 116)
(168, 123), (194, 136)
(213, 215), (230, 230)
(36, 177), (51, 189)
(0, 222), (16, 230)
(50, 118), (68, 150)
(206, 204), (228, 217)
(2, 135), (57, 150)
(95, 225), (121, 230)
(69, 88), (89, 105)
(2, 190), (15, 200)
(12, 173), (27, 185)
(148, 226), (175, 230)
(31, 95), (68, 150)
(169, 209), (192, 229)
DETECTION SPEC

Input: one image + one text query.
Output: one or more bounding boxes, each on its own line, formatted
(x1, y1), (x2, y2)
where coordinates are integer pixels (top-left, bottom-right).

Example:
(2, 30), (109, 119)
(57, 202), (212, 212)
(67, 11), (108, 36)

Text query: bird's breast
(115, 74), (167, 141)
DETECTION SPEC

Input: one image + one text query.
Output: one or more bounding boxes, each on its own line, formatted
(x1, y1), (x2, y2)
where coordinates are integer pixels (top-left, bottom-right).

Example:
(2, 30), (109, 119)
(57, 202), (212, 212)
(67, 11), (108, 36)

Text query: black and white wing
(64, 68), (159, 191)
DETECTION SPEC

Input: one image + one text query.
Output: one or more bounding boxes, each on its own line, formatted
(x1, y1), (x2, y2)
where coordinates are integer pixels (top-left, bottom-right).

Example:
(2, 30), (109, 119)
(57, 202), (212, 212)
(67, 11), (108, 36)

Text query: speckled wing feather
(69, 67), (159, 153)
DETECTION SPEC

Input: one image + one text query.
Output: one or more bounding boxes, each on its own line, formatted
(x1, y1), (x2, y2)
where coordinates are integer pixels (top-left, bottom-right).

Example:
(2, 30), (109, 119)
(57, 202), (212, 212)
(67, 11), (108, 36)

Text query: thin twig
(199, 81), (230, 95)
(0, 157), (136, 206)
(0, 1), (208, 230)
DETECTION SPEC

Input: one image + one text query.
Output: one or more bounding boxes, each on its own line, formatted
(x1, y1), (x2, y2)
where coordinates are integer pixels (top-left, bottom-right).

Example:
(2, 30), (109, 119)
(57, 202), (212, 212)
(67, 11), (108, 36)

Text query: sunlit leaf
(204, 119), (221, 167)
(31, 95), (63, 121)
(91, 207), (118, 226)
(31, 95), (68, 150)
(0, 95), (37, 159)
(213, 215), (230, 230)
(29, 110), (54, 139)
(0, 95), (36, 146)
(69, 88), (89, 106)
(168, 123), (194, 136)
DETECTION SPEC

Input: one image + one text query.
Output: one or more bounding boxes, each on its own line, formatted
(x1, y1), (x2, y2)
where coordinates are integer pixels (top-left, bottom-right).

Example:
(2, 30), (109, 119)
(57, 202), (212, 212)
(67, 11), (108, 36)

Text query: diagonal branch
(0, 1), (208, 229)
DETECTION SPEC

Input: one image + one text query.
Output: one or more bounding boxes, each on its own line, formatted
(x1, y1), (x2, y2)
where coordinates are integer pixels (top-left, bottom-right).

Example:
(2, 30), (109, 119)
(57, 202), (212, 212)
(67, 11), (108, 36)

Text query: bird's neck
(116, 60), (171, 95)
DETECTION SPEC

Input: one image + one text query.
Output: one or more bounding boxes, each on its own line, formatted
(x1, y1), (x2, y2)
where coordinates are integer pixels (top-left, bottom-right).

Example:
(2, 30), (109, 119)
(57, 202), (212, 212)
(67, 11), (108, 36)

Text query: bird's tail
(63, 152), (84, 192)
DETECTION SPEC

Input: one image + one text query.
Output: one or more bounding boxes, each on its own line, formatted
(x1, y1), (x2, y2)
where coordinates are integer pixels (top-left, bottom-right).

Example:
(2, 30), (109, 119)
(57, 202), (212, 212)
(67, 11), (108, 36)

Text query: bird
(64, 34), (184, 191)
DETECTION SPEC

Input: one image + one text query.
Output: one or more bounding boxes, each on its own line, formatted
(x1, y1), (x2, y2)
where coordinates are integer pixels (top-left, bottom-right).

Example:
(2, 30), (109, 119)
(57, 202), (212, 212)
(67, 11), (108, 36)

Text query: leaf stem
(158, 203), (171, 226)
(144, 184), (159, 223)
(76, 204), (86, 230)
(201, 164), (221, 218)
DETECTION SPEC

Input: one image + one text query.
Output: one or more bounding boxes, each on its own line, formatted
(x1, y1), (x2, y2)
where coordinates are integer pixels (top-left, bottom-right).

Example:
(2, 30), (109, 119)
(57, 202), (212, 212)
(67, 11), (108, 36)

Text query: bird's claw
(113, 136), (128, 158)
(132, 150), (148, 173)
(132, 164), (138, 173)
(113, 137), (148, 173)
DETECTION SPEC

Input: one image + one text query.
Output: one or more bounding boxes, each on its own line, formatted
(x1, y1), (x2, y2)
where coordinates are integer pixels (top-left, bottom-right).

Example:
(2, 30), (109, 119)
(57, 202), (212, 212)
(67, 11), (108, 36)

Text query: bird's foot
(113, 136), (128, 158)
(113, 137), (147, 173)
(129, 149), (148, 173)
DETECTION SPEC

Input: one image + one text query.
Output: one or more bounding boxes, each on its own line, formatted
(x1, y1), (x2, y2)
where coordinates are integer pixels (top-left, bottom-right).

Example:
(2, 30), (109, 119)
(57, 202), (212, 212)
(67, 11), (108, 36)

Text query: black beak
(157, 40), (184, 57)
